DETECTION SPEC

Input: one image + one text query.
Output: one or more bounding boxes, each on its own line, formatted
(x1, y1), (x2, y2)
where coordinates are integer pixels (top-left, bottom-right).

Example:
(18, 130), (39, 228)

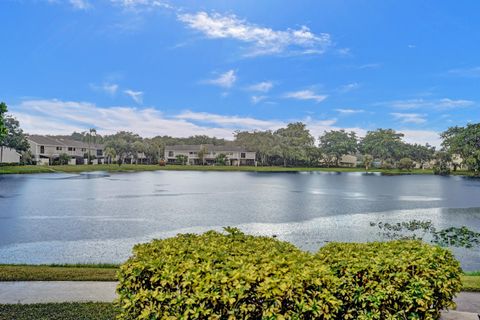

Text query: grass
(0, 302), (117, 320)
(0, 264), (118, 281)
(0, 163), (474, 176)
(1, 264), (479, 291)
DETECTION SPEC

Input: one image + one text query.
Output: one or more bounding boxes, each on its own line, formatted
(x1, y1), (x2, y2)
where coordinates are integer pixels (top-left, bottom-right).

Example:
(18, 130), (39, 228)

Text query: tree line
(1, 101), (479, 173)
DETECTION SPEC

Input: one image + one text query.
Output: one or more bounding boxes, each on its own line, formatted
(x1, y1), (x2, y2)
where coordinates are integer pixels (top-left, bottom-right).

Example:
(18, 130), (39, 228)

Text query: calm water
(0, 171), (479, 270)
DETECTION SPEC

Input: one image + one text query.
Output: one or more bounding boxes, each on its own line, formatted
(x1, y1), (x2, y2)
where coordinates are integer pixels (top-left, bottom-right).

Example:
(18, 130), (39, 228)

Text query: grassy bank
(0, 264), (118, 281)
(0, 163), (473, 175)
(1, 264), (478, 291)
(0, 302), (116, 320)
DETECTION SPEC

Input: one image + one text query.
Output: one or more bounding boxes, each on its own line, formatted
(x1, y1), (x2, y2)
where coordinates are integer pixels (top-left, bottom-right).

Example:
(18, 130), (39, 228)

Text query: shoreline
(0, 164), (475, 176)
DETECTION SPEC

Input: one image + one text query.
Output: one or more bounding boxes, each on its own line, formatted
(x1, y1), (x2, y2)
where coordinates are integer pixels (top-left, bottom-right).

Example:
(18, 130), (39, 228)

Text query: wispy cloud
(447, 66), (480, 78)
(204, 70), (237, 88)
(339, 82), (360, 93)
(357, 63), (382, 70)
(69, 0), (91, 10)
(251, 95), (267, 104)
(336, 108), (364, 115)
(109, 0), (172, 10)
(177, 11), (331, 57)
(391, 112), (427, 124)
(284, 90), (327, 103)
(388, 98), (474, 110)
(247, 81), (273, 93)
(124, 89), (144, 104)
(91, 83), (119, 96)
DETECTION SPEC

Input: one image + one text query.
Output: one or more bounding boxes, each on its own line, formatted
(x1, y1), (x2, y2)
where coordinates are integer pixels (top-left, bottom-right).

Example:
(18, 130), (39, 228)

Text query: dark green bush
(117, 231), (462, 320)
(116, 228), (341, 319)
(316, 241), (462, 320)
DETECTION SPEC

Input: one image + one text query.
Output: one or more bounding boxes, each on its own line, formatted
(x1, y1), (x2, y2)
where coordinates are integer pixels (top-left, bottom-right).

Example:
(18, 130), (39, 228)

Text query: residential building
(27, 135), (104, 165)
(164, 145), (256, 166)
(0, 146), (21, 164)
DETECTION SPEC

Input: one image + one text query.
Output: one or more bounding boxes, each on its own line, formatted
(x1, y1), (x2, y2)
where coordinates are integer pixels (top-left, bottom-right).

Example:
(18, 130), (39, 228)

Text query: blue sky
(1, 0), (479, 145)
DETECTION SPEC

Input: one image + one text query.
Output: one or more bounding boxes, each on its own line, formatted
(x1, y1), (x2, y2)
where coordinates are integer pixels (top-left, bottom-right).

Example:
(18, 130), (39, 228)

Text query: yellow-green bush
(116, 228), (342, 319)
(116, 230), (462, 320)
(316, 241), (462, 320)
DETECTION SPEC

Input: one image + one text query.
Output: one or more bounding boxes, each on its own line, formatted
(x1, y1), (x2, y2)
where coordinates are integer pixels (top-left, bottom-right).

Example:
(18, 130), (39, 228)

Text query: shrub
(117, 231), (462, 320)
(398, 157), (414, 171)
(316, 241), (462, 320)
(116, 228), (342, 319)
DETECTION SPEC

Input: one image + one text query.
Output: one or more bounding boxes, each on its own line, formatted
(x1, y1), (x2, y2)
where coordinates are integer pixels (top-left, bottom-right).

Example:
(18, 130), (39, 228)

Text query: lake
(0, 171), (479, 270)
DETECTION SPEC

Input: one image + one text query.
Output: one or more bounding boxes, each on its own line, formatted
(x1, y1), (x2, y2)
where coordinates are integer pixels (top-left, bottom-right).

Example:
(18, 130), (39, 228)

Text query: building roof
(27, 135), (103, 149)
(165, 144), (252, 152)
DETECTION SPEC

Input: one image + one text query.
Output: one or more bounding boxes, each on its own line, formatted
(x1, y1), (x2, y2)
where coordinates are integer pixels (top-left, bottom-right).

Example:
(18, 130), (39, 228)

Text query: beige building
(0, 146), (21, 164)
(27, 135), (104, 165)
(165, 145), (256, 166)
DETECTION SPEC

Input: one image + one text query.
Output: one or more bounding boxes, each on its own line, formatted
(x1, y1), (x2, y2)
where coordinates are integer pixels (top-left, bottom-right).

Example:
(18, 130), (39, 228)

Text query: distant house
(339, 155), (357, 168)
(0, 146), (21, 164)
(27, 135), (104, 165)
(164, 145), (256, 166)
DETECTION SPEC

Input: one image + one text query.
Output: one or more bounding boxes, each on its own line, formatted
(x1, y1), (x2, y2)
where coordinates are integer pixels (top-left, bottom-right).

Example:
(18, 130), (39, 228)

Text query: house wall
(164, 148), (256, 165)
(0, 147), (21, 163)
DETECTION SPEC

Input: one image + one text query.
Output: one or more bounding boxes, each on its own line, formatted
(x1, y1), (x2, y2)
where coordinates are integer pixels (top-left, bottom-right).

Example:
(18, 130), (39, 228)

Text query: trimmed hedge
(316, 241), (462, 319)
(116, 229), (462, 320)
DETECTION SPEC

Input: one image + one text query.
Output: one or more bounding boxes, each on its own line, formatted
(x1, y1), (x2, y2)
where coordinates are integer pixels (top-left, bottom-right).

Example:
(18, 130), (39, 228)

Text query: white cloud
(109, 0), (171, 10)
(339, 82), (360, 93)
(69, 0), (91, 10)
(251, 95), (267, 104)
(388, 98), (474, 110)
(91, 83), (119, 96)
(204, 70), (236, 88)
(336, 108), (364, 115)
(284, 90), (327, 103)
(447, 66), (480, 77)
(178, 11), (331, 57)
(391, 113), (427, 124)
(248, 81), (273, 93)
(124, 90), (144, 104)
(401, 130), (441, 147)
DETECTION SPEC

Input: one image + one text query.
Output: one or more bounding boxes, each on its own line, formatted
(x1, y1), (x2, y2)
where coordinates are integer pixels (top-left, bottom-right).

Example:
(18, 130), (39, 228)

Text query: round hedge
(116, 229), (462, 320)
(116, 228), (342, 319)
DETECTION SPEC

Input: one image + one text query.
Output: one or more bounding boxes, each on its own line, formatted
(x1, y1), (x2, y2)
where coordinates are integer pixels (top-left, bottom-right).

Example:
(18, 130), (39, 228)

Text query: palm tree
(104, 147), (117, 164)
(87, 128), (96, 164)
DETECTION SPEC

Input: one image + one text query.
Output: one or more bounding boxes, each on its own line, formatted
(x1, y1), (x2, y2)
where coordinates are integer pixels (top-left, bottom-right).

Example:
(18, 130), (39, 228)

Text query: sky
(1, 0), (479, 146)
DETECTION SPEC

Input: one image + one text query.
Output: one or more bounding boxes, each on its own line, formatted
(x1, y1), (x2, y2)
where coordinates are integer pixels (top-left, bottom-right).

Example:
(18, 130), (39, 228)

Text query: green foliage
(362, 154), (373, 171)
(59, 153), (71, 165)
(0, 102), (7, 141)
(175, 154), (188, 165)
(215, 153), (227, 165)
(319, 130), (357, 167)
(0, 302), (117, 320)
(117, 230), (462, 320)
(117, 229), (342, 319)
(441, 123), (480, 173)
(359, 129), (405, 167)
(397, 157), (414, 170)
(433, 226), (480, 248)
(433, 151), (451, 175)
(316, 241), (462, 320)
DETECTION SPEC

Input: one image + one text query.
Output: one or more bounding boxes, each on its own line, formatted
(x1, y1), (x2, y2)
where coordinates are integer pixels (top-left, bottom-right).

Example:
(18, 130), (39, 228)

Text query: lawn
(0, 264), (118, 281)
(0, 302), (117, 320)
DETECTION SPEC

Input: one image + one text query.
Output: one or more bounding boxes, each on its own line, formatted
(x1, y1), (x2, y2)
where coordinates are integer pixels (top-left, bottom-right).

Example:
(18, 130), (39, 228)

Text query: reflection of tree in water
(369, 219), (480, 248)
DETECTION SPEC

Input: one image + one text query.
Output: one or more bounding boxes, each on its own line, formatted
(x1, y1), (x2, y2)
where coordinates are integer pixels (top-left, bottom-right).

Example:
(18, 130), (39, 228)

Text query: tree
(433, 151), (451, 175)
(0, 102), (7, 141)
(132, 140), (146, 164)
(197, 145), (208, 165)
(359, 129), (405, 167)
(215, 153), (227, 165)
(441, 123), (480, 174)
(363, 154), (373, 172)
(318, 130), (357, 167)
(59, 153), (70, 165)
(104, 147), (117, 164)
(274, 122), (315, 167)
(398, 157), (414, 171)
(175, 154), (188, 165)
(2, 116), (30, 152)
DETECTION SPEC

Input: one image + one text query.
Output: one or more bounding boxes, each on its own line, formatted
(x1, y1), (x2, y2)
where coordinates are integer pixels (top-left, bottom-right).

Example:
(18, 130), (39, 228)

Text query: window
(81, 148), (86, 152)
(168, 151), (174, 157)
(68, 147), (76, 151)
(241, 152), (246, 158)
(56, 146), (62, 151)
(97, 149), (103, 156)
(40, 145), (45, 153)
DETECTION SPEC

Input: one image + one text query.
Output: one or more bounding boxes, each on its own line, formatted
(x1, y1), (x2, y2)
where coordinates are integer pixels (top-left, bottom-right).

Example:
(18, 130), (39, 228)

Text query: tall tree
(2, 116), (29, 152)
(359, 129), (405, 167)
(441, 123), (480, 173)
(274, 122), (315, 166)
(0, 102), (8, 141)
(318, 130), (357, 167)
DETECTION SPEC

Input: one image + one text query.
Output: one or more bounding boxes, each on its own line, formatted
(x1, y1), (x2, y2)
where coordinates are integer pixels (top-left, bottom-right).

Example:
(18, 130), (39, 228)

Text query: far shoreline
(0, 164), (475, 176)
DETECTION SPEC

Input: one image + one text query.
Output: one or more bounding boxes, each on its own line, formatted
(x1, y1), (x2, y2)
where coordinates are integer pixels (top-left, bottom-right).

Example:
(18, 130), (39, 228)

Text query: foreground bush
(117, 230), (462, 320)
(117, 228), (341, 319)
(316, 241), (462, 320)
